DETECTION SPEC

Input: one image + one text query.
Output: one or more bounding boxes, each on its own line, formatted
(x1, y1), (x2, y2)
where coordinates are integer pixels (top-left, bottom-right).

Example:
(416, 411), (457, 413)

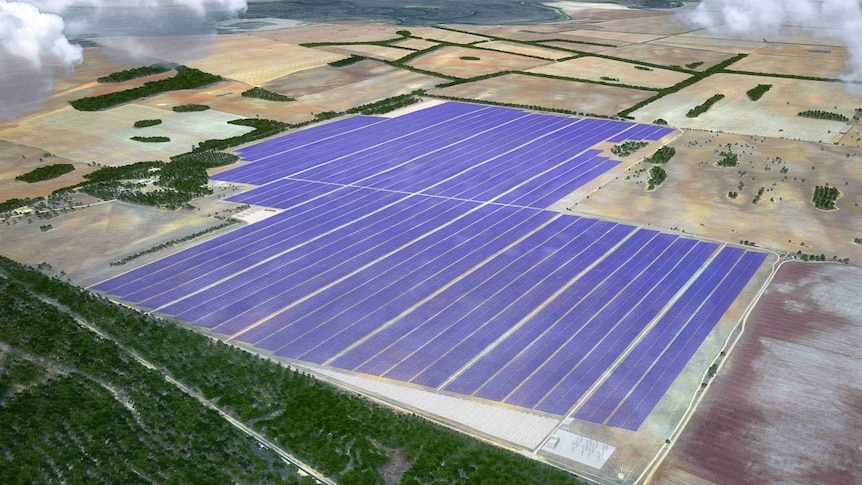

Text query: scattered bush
(241, 87), (295, 102)
(133, 119), (162, 128)
(686, 93), (725, 118)
(97, 64), (170, 83)
(716, 148), (738, 167)
(746, 84), (772, 101)
(15, 164), (75, 183)
(130, 136), (170, 143)
(172, 104), (210, 112)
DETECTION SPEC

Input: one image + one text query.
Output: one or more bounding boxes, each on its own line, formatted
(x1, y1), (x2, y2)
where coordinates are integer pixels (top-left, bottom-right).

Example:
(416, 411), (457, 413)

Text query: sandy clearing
(629, 73), (862, 143)
(475, 40), (573, 60)
(429, 73), (654, 116)
(571, 130), (862, 260)
(407, 45), (552, 79)
(603, 43), (736, 71)
(528, 56), (690, 89)
(0, 104), (253, 165)
(314, 44), (414, 62)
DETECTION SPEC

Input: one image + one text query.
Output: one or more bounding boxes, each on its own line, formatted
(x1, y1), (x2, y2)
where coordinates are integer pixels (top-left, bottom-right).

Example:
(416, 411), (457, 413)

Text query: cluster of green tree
(647, 166), (667, 190)
(728, 191), (738, 199)
(39, 224), (53, 232)
(241, 87), (295, 102)
(653, 118), (668, 125)
(193, 118), (289, 153)
(0, 197), (44, 213)
(686, 93), (725, 118)
(611, 141), (648, 157)
(618, 54), (747, 118)
(797, 110), (849, 122)
(345, 92), (423, 115)
(752, 187), (765, 204)
(111, 220), (238, 266)
(685, 61), (704, 69)
(854, 237), (862, 245)
(130, 135), (170, 143)
(796, 251), (828, 261)
(133, 118), (162, 128)
(0, 277), (311, 485)
(0, 256), (585, 485)
(97, 64), (170, 83)
(716, 149), (738, 167)
(812, 184), (840, 209)
(746, 84), (772, 101)
(739, 240), (756, 246)
(645, 146), (676, 164)
(329, 55), (367, 67)
(67, 152), (238, 209)
(14, 164), (75, 183)
(70, 67), (222, 111)
(172, 103), (210, 112)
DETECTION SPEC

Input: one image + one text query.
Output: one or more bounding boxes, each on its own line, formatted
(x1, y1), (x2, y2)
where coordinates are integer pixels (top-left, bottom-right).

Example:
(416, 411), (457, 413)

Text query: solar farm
(92, 101), (769, 476)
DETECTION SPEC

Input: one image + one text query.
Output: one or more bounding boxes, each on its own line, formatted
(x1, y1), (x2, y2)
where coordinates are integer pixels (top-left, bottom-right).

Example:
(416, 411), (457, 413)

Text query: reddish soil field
(652, 262), (862, 485)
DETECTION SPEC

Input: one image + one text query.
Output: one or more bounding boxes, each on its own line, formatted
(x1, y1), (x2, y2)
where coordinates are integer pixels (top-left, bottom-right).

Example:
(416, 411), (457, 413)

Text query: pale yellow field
(0, 104), (253, 164)
(537, 40), (615, 54)
(474, 40), (573, 60)
(556, 28), (665, 45)
(649, 36), (764, 54)
(406, 26), (490, 44)
(604, 43), (735, 70)
(429, 73), (654, 116)
(528, 56), (691, 89)
(581, 12), (696, 36)
(408, 46), (552, 79)
(250, 22), (405, 44)
(100, 34), (347, 85)
(391, 38), (439, 51)
(629, 73), (862, 143)
(263, 60), (400, 98)
(315, 44), (414, 62)
(298, 69), (445, 112)
(729, 47), (852, 79)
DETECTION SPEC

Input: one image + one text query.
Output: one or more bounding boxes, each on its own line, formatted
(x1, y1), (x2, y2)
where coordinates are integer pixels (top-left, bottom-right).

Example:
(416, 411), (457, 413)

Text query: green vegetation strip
(193, 118), (289, 153)
(172, 103), (210, 112)
(133, 119), (162, 128)
(97, 64), (171, 83)
(345, 92), (423, 115)
(241, 87), (295, 102)
(130, 136), (170, 143)
(686, 93), (725, 118)
(328, 55), (367, 67)
(618, 53), (747, 118)
(15, 164), (75, 183)
(70, 67), (222, 111)
(110, 220), (239, 266)
(0, 272), (311, 484)
(746, 83), (772, 101)
(798, 110), (849, 122)
(0, 256), (585, 485)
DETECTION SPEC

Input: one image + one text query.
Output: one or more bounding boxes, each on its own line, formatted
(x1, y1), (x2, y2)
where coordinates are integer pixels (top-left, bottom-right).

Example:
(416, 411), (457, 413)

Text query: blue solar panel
(92, 102), (767, 430)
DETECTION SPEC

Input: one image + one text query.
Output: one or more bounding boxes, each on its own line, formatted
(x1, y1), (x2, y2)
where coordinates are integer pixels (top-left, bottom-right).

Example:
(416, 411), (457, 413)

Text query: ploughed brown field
(652, 262), (862, 485)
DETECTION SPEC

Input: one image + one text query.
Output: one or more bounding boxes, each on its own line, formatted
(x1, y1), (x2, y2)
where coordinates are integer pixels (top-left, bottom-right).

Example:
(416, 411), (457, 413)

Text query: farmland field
(93, 102), (766, 436)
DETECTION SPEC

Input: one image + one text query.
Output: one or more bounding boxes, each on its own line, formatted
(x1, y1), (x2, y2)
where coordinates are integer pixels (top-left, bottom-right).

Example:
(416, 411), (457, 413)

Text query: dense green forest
(15, 164), (75, 183)
(242, 87), (295, 102)
(97, 65), (171, 83)
(0, 275), (311, 484)
(0, 256), (584, 485)
(70, 67), (222, 111)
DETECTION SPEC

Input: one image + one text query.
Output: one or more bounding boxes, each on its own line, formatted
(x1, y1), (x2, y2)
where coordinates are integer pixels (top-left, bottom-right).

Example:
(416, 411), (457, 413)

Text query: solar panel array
(94, 102), (766, 431)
